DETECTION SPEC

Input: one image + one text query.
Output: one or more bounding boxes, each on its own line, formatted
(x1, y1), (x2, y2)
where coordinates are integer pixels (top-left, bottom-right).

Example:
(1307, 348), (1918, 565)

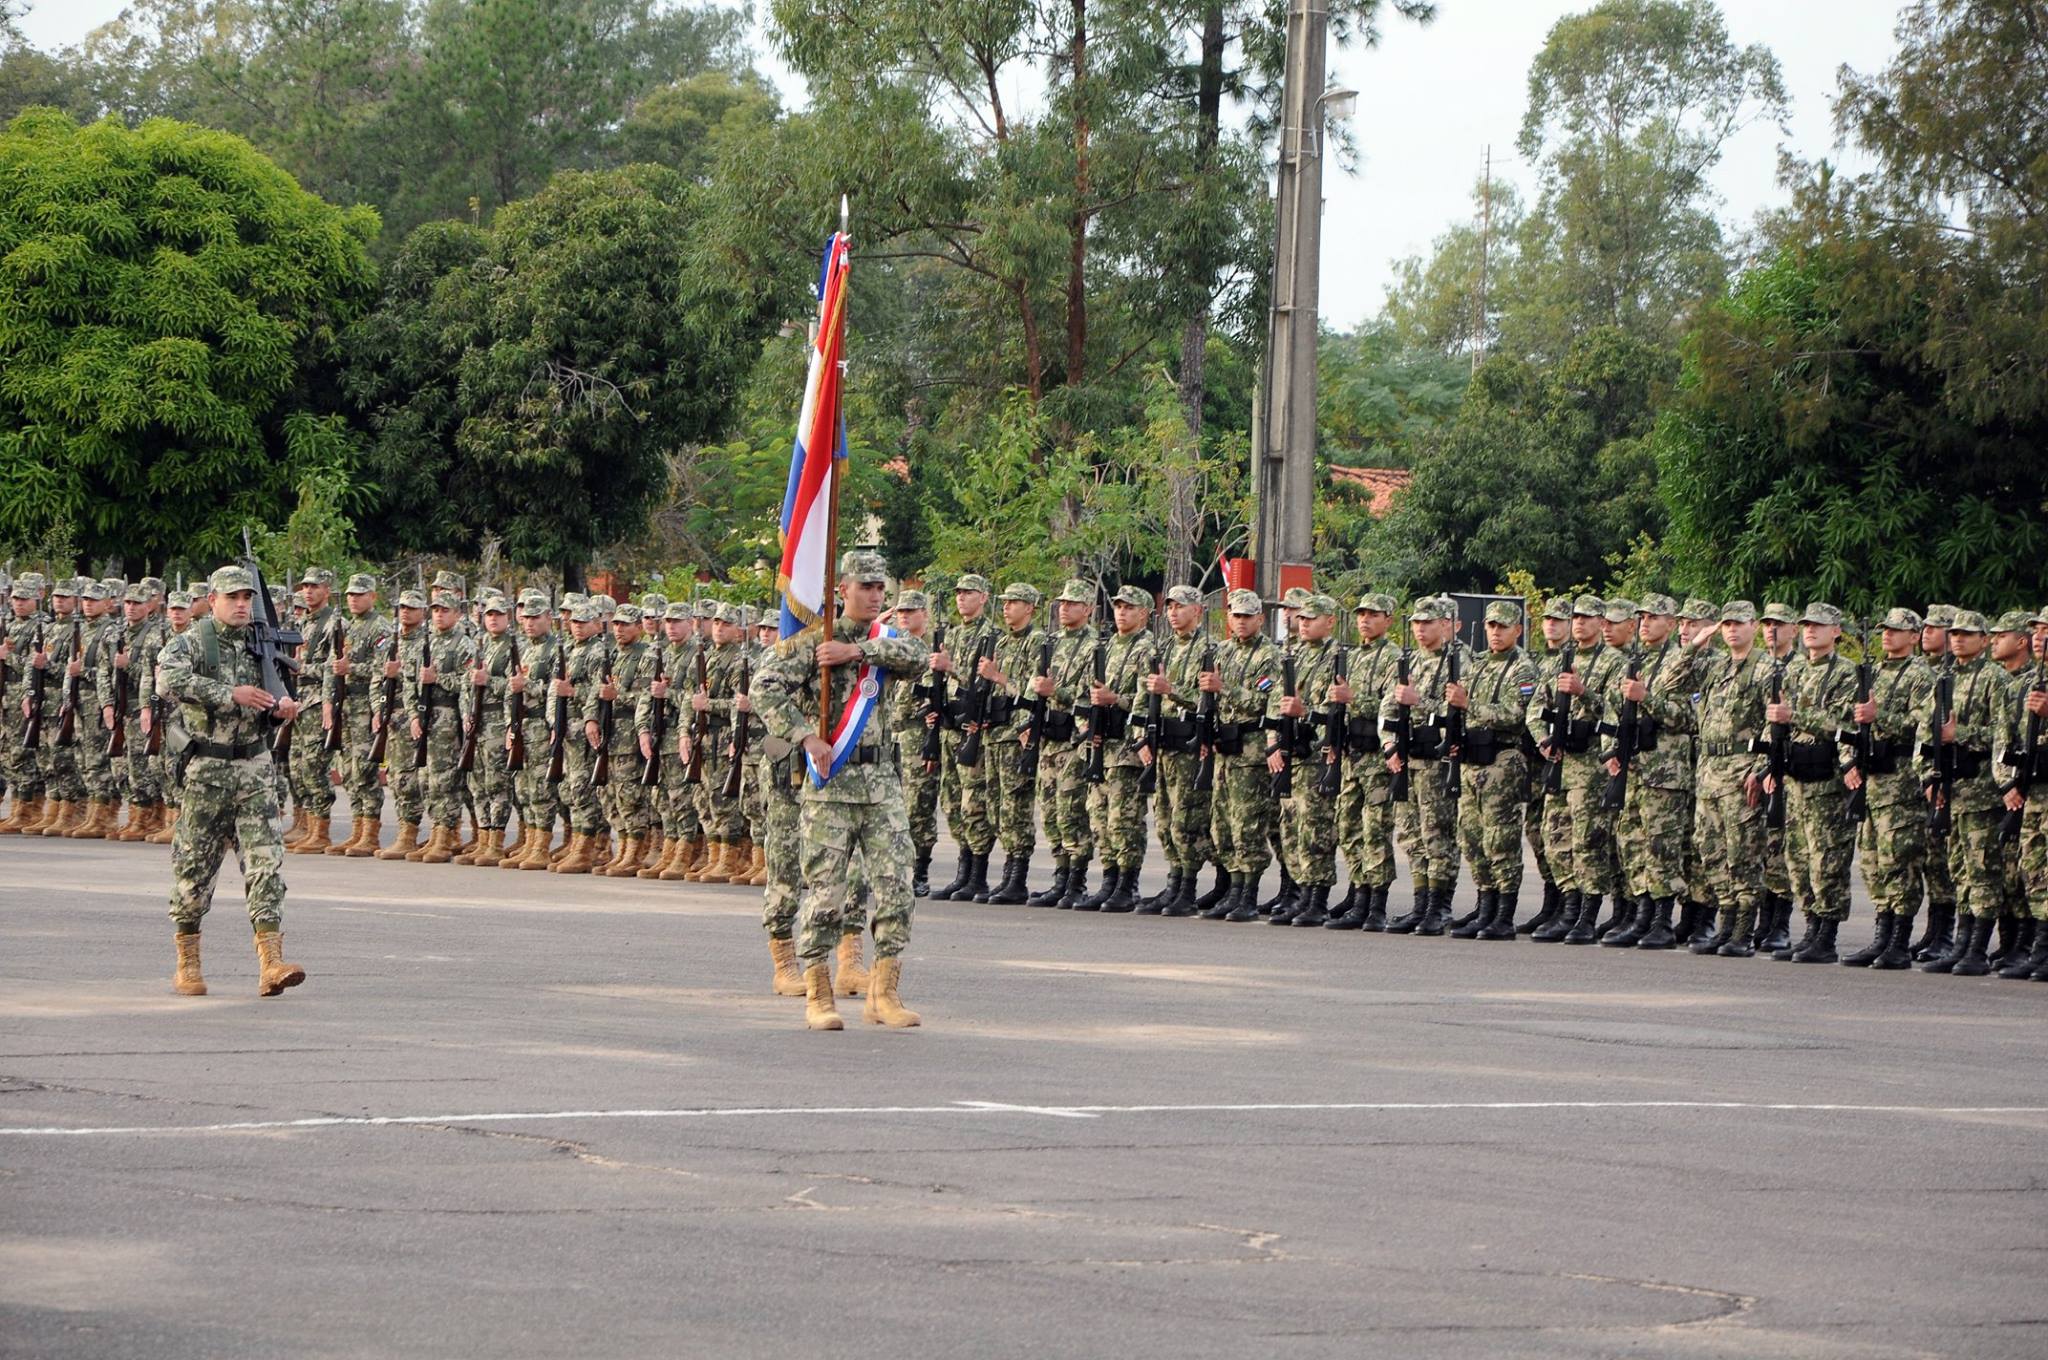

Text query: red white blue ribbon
(807, 619), (899, 786)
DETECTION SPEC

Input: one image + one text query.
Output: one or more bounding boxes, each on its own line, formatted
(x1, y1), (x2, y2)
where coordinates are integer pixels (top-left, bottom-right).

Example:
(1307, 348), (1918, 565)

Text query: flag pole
(817, 197), (849, 739)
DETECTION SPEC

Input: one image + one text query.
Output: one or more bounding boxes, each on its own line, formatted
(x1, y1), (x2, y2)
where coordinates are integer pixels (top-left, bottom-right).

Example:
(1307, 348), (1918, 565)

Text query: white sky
(25, 0), (1903, 329)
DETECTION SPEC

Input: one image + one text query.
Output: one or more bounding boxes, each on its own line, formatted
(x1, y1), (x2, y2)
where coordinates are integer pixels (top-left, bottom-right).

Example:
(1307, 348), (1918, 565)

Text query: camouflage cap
(640, 592), (667, 612)
(430, 590), (461, 610)
(80, 580), (111, 601)
(396, 589), (427, 610)
(1542, 596), (1574, 621)
(998, 582), (1042, 606)
(1408, 597), (1450, 623)
(1799, 601), (1842, 627)
(561, 592), (588, 610)
(431, 569), (465, 593)
(2035, 605), (2048, 626)
(1355, 591), (1396, 615)
(1164, 584), (1204, 607)
(299, 567), (336, 588)
(614, 603), (644, 625)
(568, 601), (602, 624)
(838, 549), (890, 584)
(122, 583), (152, 603)
(1991, 609), (2033, 635)
(208, 564), (257, 594)
(1057, 577), (1095, 606)
(1226, 588), (1263, 616)
(662, 602), (692, 621)
(1720, 600), (1757, 623)
(166, 590), (194, 609)
(1291, 593), (1332, 620)
(1759, 601), (1797, 624)
(50, 576), (79, 597)
(1571, 594), (1604, 617)
(1879, 606), (1923, 632)
(954, 573), (992, 595)
(19, 571), (45, 590)
(1923, 604), (1956, 628)
(482, 596), (510, 616)
(9, 580), (37, 600)
(590, 593), (617, 615)
(1680, 597), (1719, 621)
(100, 576), (126, 595)
(691, 599), (718, 619)
(344, 573), (377, 595)
(1601, 599), (1637, 623)
(517, 596), (549, 618)
(1113, 584), (1154, 610)
(1483, 599), (1523, 626)
(894, 589), (930, 612)
(1281, 586), (1313, 610)
(1637, 593), (1678, 617)
(1948, 608), (1988, 635)
(139, 575), (164, 594)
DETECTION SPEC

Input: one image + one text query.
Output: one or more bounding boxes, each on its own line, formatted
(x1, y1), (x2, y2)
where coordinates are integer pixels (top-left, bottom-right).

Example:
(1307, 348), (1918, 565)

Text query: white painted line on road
(3, 1099), (2045, 1138)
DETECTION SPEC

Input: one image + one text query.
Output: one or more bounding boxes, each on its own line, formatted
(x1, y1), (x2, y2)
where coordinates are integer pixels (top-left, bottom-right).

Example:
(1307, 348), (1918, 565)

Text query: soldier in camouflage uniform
(888, 591), (941, 892)
(1672, 598), (1723, 943)
(372, 590), (430, 859)
(147, 589), (196, 841)
(1919, 611), (2006, 975)
(1984, 612), (2038, 972)
(60, 581), (121, 838)
(1200, 589), (1280, 922)
(30, 579), (86, 834)
(2001, 607), (2048, 980)
(635, 602), (697, 879)
(1326, 593), (1405, 931)
(591, 603), (654, 875)
(323, 575), (394, 858)
(404, 591), (476, 863)
(157, 564), (307, 998)
(1758, 602), (1861, 962)
(1513, 598), (1575, 935)
(455, 595), (519, 866)
(1528, 596), (1627, 943)
(100, 582), (168, 839)
(1267, 594), (1344, 926)
(1837, 608), (1937, 969)
(686, 604), (750, 883)
(281, 569), (340, 851)
(1017, 580), (1097, 908)
(1379, 597), (1471, 935)
(1600, 595), (1698, 949)
(754, 550), (932, 1031)
(1751, 601), (1801, 951)
(1141, 584), (1216, 916)
(1449, 600), (1543, 939)
(0, 577), (49, 831)
(1685, 602), (1773, 955)
(1909, 605), (1961, 959)
(543, 600), (610, 874)
(1070, 585), (1158, 913)
(974, 583), (1043, 904)
(927, 575), (1000, 901)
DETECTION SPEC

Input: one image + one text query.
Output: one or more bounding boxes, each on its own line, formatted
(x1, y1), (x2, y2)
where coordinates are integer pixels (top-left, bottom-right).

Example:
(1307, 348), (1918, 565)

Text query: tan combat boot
(515, 828), (552, 870)
(417, 825), (456, 863)
(31, 799), (70, 835)
(0, 795), (41, 834)
(606, 836), (648, 877)
(452, 826), (484, 865)
(769, 937), (806, 996)
(471, 828), (506, 867)
(745, 843), (768, 886)
(252, 930), (306, 996)
(290, 817), (333, 855)
(376, 822), (420, 860)
(112, 804), (153, 841)
(493, 827), (526, 865)
(173, 932), (207, 996)
(834, 932), (869, 997)
(804, 963), (843, 1031)
(66, 799), (112, 839)
(452, 823), (479, 860)
(686, 839), (725, 882)
(498, 826), (534, 868)
(327, 816), (363, 856)
(636, 836), (677, 879)
(405, 823), (442, 862)
(282, 807), (309, 848)
(660, 837), (703, 881)
(146, 808), (178, 844)
(862, 957), (921, 1028)
(344, 817), (383, 857)
(550, 832), (595, 875)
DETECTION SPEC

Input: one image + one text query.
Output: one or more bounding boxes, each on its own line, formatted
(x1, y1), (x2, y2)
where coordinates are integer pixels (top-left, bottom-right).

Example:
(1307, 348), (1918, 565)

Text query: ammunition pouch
(1040, 710), (1077, 744)
(1954, 747), (1989, 780)
(1462, 729), (1500, 768)
(1094, 709), (1128, 741)
(984, 694), (1016, 727)
(1159, 717), (1199, 754)
(1786, 744), (1837, 783)
(1211, 721), (1246, 756)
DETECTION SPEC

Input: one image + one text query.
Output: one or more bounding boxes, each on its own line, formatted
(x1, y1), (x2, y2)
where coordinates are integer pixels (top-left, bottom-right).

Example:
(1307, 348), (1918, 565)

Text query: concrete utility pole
(1474, 145), (1491, 375)
(1252, 0), (1352, 615)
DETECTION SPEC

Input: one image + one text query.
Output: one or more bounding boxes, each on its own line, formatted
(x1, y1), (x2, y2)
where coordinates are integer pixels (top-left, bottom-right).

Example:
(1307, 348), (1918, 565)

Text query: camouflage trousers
(899, 731), (940, 853)
(1209, 759), (1274, 875)
(160, 718), (187, 809)
(510, 717), (560, 841)
(1278, 778), (1339, 887)
(940, 728), (996, 854)
(641, 733), (695, 842)
(1762, 818), (1791, 897)
(2021, 800), (2048, 923)
(988, 737), (1038, 856)
(387, 737), (424, 825)
(1786, 780), (1854, 920)
(1404, 757), (1460, 889)
(1695, 775), (1765, 916)
(0, 723), (35, 801)
(167, 753), (286, 933)
(76, 716), (117, 800)
(40, 735), (83, 801)
(1039, 740), (1093, 861)
(1456, 751), (1530, 895)
(1099, 763), (1149, 870)
(331, 696), (381, 824)
(795, 793), (914, 964)
(1924, 823), (1957, 909)
(466, 723), (511, 830)
(116, 714), (162, 806)
(600, 746), (650, 836)
(1528, 793), (1552, 885)
(1616, 780), (1689, 902)
(741, 746), (765, 842)
(760, 760), (804, 938)
(287, 708), (334, 816)
(1337, 766), (1404, 888)
(1857, 794), (1927, 919)
(558, 737), (603, 834)
(421, 719), (466, 830)
(1546, 755), (1617, 897)
(1948, 807), (2005, 920)
(695, 726), (743, 839)
(1153, 751), (1212, 872)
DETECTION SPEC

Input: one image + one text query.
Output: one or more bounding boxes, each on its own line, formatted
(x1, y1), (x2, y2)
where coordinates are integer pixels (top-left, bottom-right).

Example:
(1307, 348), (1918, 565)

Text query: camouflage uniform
(1756, 604), (1802, 902)
(889, 594), (941, 863)
(326, 585), (395, 834)
(1380, 601), (1473, 913)
(412, 604), (476, 834)
(1604, 608), (1700, 916)
(2, 582), (48, 808)
(1457, 627), (1543, 901)
(1779, 608), (1861, 930)
(1152, 599), (1216, 884)
(696, 620), (746, 843)
(72, 587), (119, 808)
(466, 611), (520, 835)
(593, 610), (653, 837)
(1918, 606), (1960, 927)
(1851, 627), (1937, 932)
(987, 591), (1047, 861)
(1917, 615), (2011, 974)
(1038, 592), (1101, 868)
(37, 589), (85, 806)
(1335, 605), (1405, 896)
(558, 611), (610, 835)
(384, 602), (429, 828)
(1525, 598), (1626, 908)
(636, 608), (699, 854)
(1084, 590), (1159, 891)
(2002, 631), (2048, 935)
(935, 580), (1001, 869)
(1689, 608), (1772, 951)
(1269, 598), (1347, 924)
(1208, 594), (1280, 881)
(102, 587), (168, 813)
(286, 573), (340, 822)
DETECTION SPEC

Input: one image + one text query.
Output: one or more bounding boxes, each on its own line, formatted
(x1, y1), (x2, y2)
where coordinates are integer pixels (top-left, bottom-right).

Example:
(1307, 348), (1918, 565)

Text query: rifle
(1388, 646), (1413, 804)
(1193, 641), (1219, 794)
(321, 612), (347, 753)
(720, 655), (751, 799)
(1541, 642), (1577, 797)
(238, 530), (302, 753)
(107, 622), (131, 758)
(1271, 654), (1297, 797)
(638, 643), (665, 787)
(954, 633), (999, 768)
(545, 646), (570, 785)
(1599, 646), (1642, 813)
(1765, 656), (1790, 831)
(1016, 635), (1055, 778)
(1084, 640), (1109, 785)
(591, 643), (616, 788)
(368, 623), (402, 766)
(54, 620), (82, 747)
(1999, 658), (2045, 844)
(1137, 650), (1164, 796)
(1442, 644), (1466, 802)
(412, 622), (433, 769)
(145, 631), (165, 757)
(919, 623), (948, 769)
(459, 633), (500, 775)
(1317, 643), (1349, 798)
(1843, 642), (1876, 825)
(21, 622), (46, 748)
(506, 653), (529, 774)
(684, 647), (709, 784)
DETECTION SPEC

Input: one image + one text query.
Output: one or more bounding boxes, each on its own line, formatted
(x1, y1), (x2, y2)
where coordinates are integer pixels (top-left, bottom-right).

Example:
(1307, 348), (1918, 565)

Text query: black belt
(189, 739), (268, 761)
(1701, 740), (1754, 757)
(845, 744), (896, 767)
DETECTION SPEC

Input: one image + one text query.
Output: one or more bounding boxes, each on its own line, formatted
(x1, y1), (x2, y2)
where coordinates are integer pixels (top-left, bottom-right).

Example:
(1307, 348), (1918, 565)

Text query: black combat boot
(929, 850), (975, 901)
(1603, 895), (1652, 948)
(2001, 921), (2048, 979)
(1841, 913), (1893, 968)
(964, 851), (996, 902)
(1267, 877), (1305, 925)
(1774, 910), (1820, 962)
(1099, 866), (1140, 913)
(1453, 890), (1498, 939)
(912, 851), (933, 898)
(1911, 902), (1954, 962)
(1071, 862), (1118, 911)
(1028, 860), (1071, 907)
(1386, 882), (1431, 935)
(1192, 861), (1232, 913)
(1717, 905), (1758, 957)
(1418, 886), (1454, 937)
(1479, 888), (1520, 940)
(1792, 917), (1840, 963)
(1225, 874), (1264, 923)
(1361, 885), (1390, 932)
(1592, 896), (1629, 941)
(1533, 890), (1580, 943)
(1922, 913), (1974, 973)
(1519, 881), (1562, 936)
(1290, 884), (1332, 928)
(1056, 856), (1093, 909)
(1563, 894), (1603, 944)
(1670, 899), (1705, 946)
(1323, 884), (1368, 930)
(1988, 915), (2025, 969)
(988, 854), (1032, 905)
(1142, 869), (1183, 913)
(1635, 898), (1678, 950)
(1199, 872), (1240, 920)
(1692, 907), (1735, 955)
(1951, 914), (1994, 976)
(1259, 865), (1296, 915)
(1161, 873), (1200, 918)
(1759, 895), (1794, 954)
(1873, 913), (1917, 970)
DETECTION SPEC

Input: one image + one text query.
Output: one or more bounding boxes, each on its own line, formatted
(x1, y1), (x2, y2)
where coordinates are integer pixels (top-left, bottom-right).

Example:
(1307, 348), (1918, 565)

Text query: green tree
(0, 108), (378, 572)
(617, 70), (779, 185)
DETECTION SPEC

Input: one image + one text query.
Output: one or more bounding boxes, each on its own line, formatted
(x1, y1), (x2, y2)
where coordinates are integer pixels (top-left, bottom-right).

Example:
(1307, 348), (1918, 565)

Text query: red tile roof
(1329, 465), (1412, 517)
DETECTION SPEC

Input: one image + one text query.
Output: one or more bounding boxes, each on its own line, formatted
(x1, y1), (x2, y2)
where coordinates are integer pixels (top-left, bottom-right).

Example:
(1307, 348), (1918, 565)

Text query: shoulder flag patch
(1517, 682), (1537, 698)
(1254, 676), (1275, 692)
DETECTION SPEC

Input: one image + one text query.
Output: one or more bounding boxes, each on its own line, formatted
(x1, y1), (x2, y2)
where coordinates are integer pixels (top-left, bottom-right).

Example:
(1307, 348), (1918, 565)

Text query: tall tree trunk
(1166, 1), (1228, 589)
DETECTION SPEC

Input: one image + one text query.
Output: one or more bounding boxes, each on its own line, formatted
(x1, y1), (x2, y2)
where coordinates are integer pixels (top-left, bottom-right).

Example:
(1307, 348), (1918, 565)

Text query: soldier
(1015, 580), (1096, 907)
(1512, 598), (1575, 936)
(372, 590), (430, 860)
(1140, 584), (1216, 916)
(1269, 593), (1345, 926)
(1528, 596), (1620, 942)
(541, 600), (609, 874)
(2004, 606), (2048, 980)
(282, 568), (341, 852)
(1326, 593), (1405, 931)
(1379, 597), (1471, 934)
(321, 576), (392, 857)
(1919, 611), (2005, 976)
(1450, 600), (1543, 939)
(64, 581), (120, 838)
(504, 592), (567, 870)
(102, 582), (169, 840)
(888, 590), (941, 894)
(1671, 598), (1723, 944)
(1751, 601), (1802, 952)
(927, 574), (1000, 901)
(1834, 608), (1938, 968)
(1761, 603), (1861, 961)
(1600, 594), (1697, 949)
(1985, 612), (2038, 971)
(635, 601), (698, 880)
(157, 564), (307, 998)
(1074, 585), (1159, 913)
(0, 577), (49, 832)
(31, 578), (85, 834)
(1199, 589), (1280, 922)
(753, 550), (931, 1031)
(146, 588), (197, 843)
(404, 591), (476, 863)
(1685, 603), (1773, 955)
(1907, 605), (1960, 959)
(455, 595), (519, 866)
(976, 583), (1044, 904)
(592, 602), (655, 876)
(687, 604), (750, 883)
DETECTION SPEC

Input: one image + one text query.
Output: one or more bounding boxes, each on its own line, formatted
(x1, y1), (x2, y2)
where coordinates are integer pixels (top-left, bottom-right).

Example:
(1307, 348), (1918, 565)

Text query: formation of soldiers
(5, 559), (2047, 1019)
